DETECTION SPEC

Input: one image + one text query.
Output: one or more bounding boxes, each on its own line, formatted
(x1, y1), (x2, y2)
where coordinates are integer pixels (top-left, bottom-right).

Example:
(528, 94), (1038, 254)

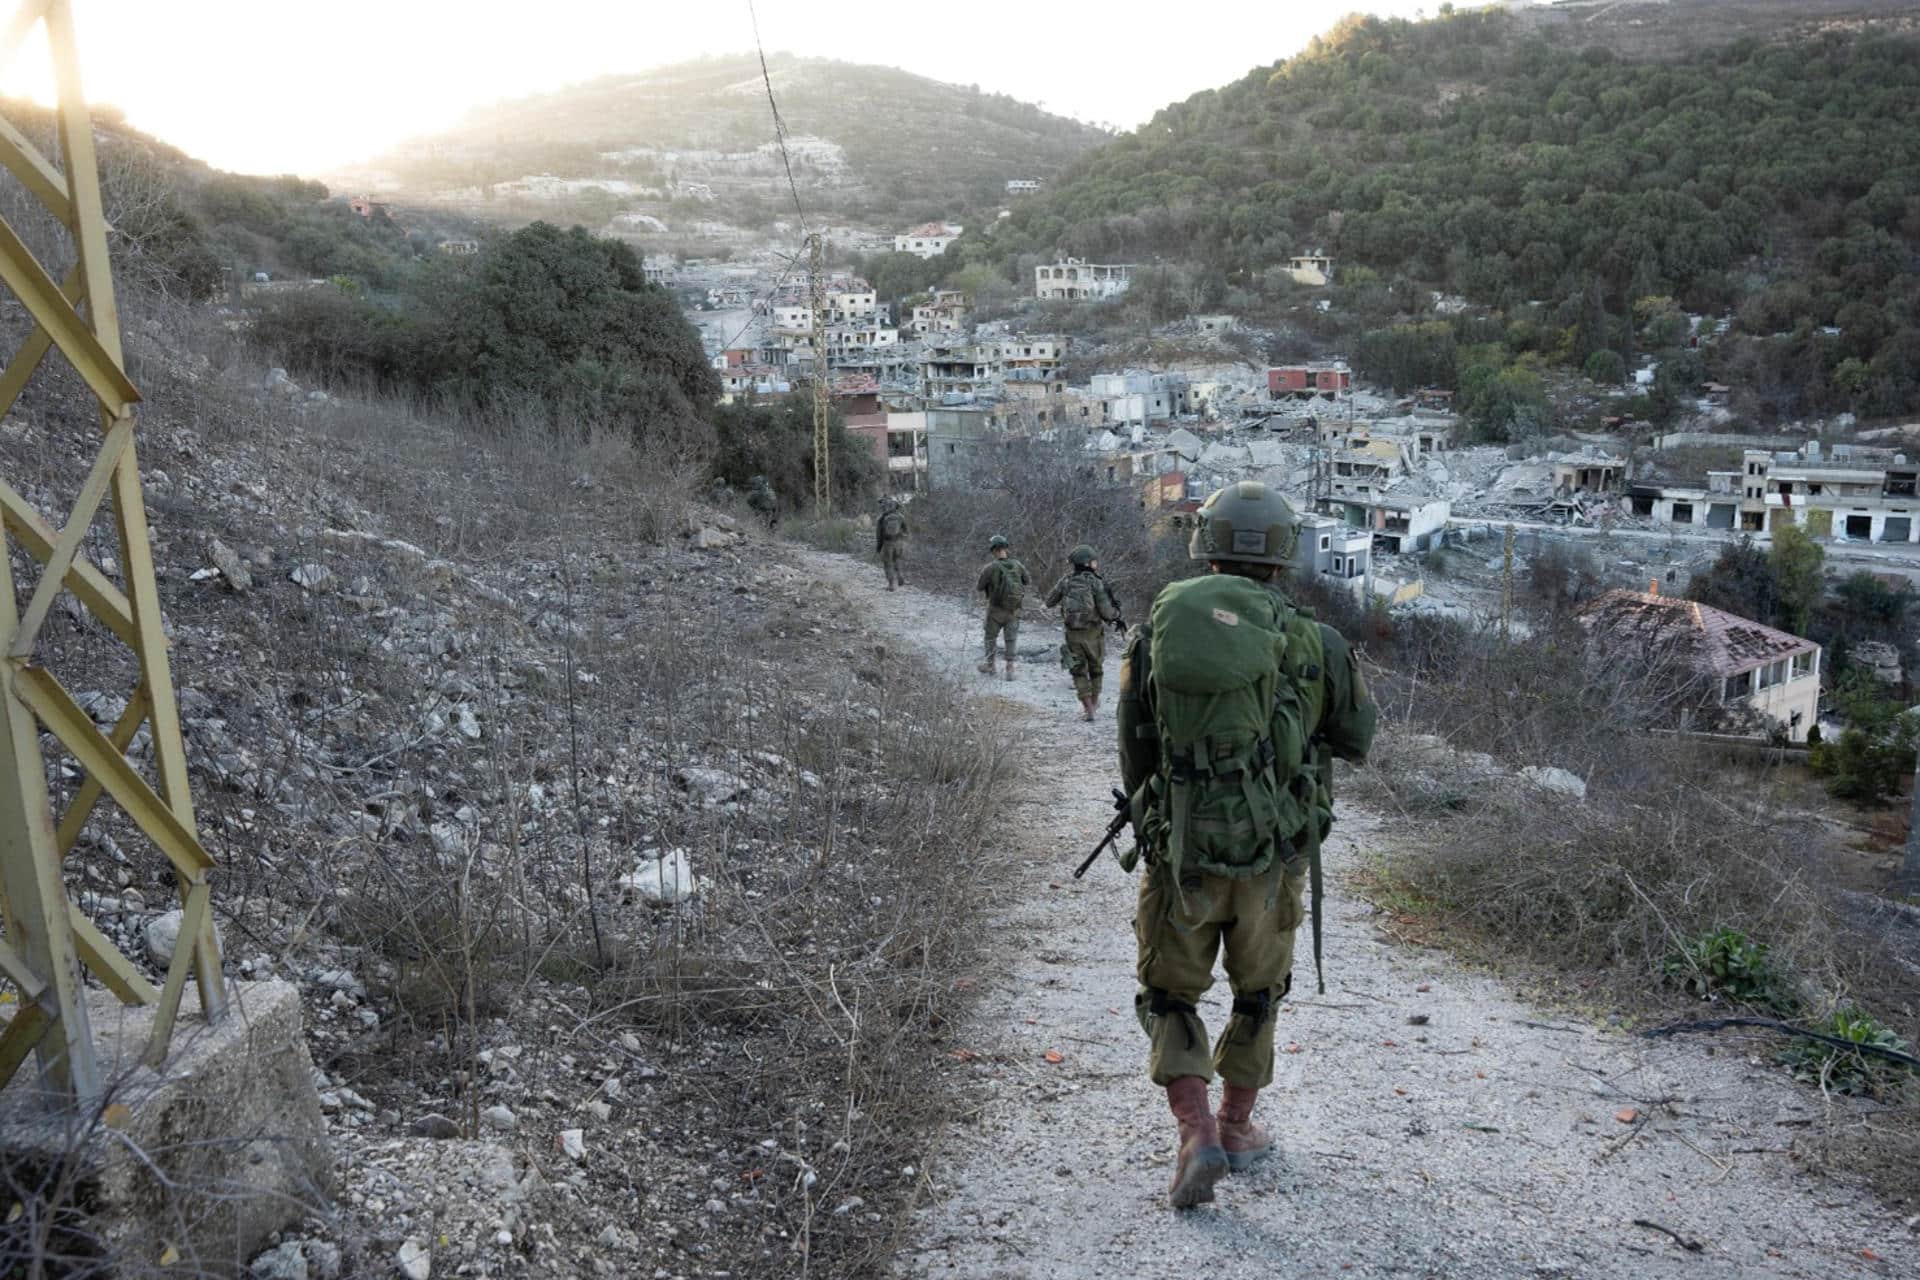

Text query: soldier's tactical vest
(1144, 575), (1327, 883)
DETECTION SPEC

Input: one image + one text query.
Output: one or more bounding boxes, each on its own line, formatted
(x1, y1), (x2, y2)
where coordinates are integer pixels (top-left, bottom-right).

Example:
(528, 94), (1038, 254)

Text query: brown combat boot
(1079, 697), (1095, 721)
(1217, 1083), (1275, 1172)
(1164, 1076), (1228, 1209)
(976, 658), (995, 674)
(1003, 658), (1016, 681)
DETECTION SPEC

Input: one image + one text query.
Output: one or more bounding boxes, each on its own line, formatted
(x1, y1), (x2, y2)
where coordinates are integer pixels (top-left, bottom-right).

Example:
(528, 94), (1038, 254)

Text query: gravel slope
(796, 547), (1910, 1280)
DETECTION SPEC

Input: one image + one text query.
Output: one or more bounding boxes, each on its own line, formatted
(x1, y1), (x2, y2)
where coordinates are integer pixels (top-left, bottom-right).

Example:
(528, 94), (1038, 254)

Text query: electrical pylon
(808, 232), (829, 518)
(0, 0), (225, 1106)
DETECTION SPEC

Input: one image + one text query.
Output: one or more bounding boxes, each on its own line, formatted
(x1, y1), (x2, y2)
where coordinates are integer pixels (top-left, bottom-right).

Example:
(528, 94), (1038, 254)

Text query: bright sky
(5, 0), (1468, 177)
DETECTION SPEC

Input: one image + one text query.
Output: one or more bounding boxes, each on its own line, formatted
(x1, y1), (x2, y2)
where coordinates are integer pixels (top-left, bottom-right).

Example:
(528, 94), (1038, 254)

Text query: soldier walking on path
(1115, 481), (1376, 1210)
(1045, 544), (1121, 720)
(746, 475), (778, 530)
(975, 535), (1030, 679)
(876, 499), (909, 590)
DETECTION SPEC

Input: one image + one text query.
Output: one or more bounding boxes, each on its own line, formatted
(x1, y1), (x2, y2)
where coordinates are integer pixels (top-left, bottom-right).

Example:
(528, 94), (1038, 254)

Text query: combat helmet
(988, 534), (1010, 550)
(1069, 544), (1097, 567)
(1189, 481), (1299, 566)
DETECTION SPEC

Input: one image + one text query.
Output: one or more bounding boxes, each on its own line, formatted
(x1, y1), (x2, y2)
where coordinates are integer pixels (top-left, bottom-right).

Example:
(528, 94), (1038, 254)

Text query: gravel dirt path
(800, 547), (1909, 1279)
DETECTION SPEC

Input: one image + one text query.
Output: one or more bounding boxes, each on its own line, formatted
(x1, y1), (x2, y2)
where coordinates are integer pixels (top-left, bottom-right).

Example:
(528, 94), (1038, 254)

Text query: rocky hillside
(1, 311), (1007, 1277)
(357, 54), (1109, 227)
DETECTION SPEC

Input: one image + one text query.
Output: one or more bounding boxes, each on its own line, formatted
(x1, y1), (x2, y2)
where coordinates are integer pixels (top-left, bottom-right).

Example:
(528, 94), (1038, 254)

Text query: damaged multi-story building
(1630, 441), (1920, 542)
(1035, 258), (1136, 301)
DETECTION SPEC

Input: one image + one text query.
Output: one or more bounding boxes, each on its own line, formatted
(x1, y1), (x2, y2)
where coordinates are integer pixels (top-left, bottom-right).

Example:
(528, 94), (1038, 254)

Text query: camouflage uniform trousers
(1133, 858), (1306, 1087)
(1062, 625), (1107, 701)
(983, 606), (1020, 661)
(880, 540), (906, 587)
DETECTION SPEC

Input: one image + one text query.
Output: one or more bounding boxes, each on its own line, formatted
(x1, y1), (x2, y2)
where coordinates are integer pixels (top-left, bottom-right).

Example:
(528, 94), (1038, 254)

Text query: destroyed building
(1580, 589), (1822, 742)
(1036, 258), (1136, 301)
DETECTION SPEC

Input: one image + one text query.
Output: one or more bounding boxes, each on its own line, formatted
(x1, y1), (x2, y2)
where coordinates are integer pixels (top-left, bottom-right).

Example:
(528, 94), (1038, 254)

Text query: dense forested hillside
(967, 6), (1920, 426)
(365, 54), (1109, 227)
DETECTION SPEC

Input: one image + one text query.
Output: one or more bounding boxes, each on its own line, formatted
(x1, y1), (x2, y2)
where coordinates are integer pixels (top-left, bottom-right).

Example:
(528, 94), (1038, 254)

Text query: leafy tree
(1768, 522), (1825, 637)
(1582, 349), (1626, 384)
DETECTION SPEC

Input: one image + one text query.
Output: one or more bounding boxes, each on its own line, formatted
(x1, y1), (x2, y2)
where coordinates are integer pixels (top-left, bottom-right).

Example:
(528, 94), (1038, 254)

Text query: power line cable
(746, 0), (809, 233)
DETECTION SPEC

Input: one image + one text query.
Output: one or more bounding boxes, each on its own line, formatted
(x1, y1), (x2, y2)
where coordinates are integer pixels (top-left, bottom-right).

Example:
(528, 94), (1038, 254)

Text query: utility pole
(808, 232), (830, 518)
(1501, 523), (1515, 646)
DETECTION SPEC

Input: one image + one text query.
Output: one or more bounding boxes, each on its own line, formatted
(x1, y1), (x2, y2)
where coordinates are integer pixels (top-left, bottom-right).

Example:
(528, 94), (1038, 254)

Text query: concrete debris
(690, 525), (741, 550)
(207, 538), (253, 592)
(248, 1241), (308, 1280)
(396, 1237), (432, 1280)
(1520, 765), (1587, 800)
(410, 1113), (462, 1139)
(673, 766), (747, 804)
(480, 1104), (518, 1133)
(618, 849), (707, 905)
(288, 563), (332, 590)
(560, 1128), (587, 1162)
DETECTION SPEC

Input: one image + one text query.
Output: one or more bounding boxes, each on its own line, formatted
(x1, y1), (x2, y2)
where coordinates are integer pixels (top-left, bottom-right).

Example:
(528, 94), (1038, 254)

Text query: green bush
(1663, 926), (1792, 1013)
(1783, 1006), (1916, 1097)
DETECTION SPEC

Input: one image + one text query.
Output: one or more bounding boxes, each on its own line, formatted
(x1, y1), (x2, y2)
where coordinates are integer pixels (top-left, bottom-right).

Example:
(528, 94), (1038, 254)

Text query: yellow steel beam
(143, 878), (208, 1066)
(0, 936), (45, 1000)
(69, 902), (157, 1005)
(0, 216), (136, 414)
(48, 0), (123, 373)
(0, 2), (52, 77)
(0, 1003), (50, 1091)
(0, 264), (84, 422)
(0, 119), (71, 227)
(11, 668), (213, 877)
(10, 417), (130, 658)
(55, 681), (148, 856)
(0, 547), (95, 1099)
(0, 481), (138, 646)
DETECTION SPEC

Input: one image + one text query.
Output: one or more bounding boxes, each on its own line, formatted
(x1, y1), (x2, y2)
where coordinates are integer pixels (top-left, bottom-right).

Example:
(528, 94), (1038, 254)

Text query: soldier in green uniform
(876, 500), (910, 590)
(975, 535), (1030, 679)
(746, 474), (778, 530)
(1045, 545), (1121, 720)
(1115, 481), (1375, 1209)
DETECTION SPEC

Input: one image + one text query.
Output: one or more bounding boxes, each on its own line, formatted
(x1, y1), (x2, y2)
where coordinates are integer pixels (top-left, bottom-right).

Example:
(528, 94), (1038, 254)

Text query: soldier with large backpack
(876, 500), (910, 590)
(975, 535), (1030, 679)
(1045, 545), (1122, 721)
(1115, 481), (1375, 1210)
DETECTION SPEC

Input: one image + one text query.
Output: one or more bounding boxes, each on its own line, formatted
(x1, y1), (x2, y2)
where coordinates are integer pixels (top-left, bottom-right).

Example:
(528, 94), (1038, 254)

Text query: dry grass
(1355, 617), (1920, 1208)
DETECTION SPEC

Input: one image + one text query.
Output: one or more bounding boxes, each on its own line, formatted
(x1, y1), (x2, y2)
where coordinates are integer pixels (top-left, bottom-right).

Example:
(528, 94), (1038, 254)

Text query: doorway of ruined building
(1708, 503), (1735, 529)
(1846, 514), (1873, 540)
(1671, 501), (1694, 524)
(1742, 511), (1765, 531)
(1806, 509), (1833, 538)
(1884, 516), (1911, 543)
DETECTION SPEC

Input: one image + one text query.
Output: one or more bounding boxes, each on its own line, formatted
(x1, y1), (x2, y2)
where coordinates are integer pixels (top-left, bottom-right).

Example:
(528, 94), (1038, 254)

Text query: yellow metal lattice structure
(0, 0), (224, 1105)
(808, 233), (830, 519)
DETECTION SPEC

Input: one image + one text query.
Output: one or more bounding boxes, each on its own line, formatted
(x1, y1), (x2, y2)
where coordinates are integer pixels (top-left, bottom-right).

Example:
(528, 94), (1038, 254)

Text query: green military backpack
(1060, 573), (1101, 629)
(879, 510), (906, 541)
(1144, 574), (1327, 884)
(988, 559), (1025, 611)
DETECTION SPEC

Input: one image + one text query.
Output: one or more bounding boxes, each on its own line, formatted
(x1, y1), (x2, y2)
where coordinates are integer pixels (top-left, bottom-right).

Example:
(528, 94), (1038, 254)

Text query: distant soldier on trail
(1115, 481), (1375, 1210)
(876, 499), (910, 590)
(747, 474), (778, 530)
(975, 534), (1030, 680)
(1045, 544), (1122, 720)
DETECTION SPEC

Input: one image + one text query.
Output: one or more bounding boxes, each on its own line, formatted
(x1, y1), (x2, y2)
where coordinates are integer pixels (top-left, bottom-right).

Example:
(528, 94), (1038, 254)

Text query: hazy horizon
(4, 0), (1455, 178)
